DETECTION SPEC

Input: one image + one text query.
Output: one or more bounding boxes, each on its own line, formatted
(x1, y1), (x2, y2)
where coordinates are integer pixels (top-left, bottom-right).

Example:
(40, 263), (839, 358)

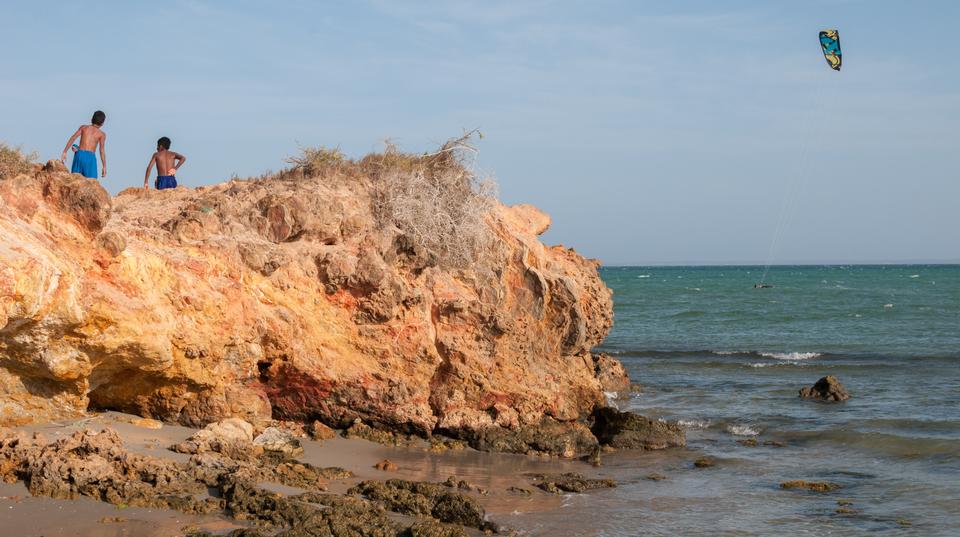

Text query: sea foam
(726, 424), (760, 436)
(759, 351), (822, 361)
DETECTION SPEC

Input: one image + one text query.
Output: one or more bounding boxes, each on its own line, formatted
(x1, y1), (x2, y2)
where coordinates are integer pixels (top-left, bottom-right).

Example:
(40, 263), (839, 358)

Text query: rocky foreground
(0, 143), (631, 458)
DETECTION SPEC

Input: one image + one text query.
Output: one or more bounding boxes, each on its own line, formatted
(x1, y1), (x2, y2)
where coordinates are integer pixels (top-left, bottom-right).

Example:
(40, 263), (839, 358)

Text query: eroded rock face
(799, 376), (850, 402)
(0, 162), (620, 455)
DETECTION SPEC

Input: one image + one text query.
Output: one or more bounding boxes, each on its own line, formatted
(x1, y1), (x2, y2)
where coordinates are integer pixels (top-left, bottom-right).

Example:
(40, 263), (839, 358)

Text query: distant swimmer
(754, 283), (773, 289)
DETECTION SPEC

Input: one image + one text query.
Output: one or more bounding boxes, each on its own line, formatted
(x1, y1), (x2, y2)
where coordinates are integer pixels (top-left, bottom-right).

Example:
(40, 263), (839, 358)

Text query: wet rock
(428, 437), (467, 453)
(528, 473), (616, 494)
(693, 457), (716, 468)
(763, 440), (787, 448)
(374, 459), (398, 472)
(835, 507), (857, 514)
(780, 480), (842, 492)
(1, 426), (493, 536)
(441, 476), (486, 495)
(254, 427), (303, 457)
(309, 420), (337, 441)
(348, 479), (494, 531)
(344, 419), (419, 447)
(645, 473), (667, 481)
(799, 375), (850, 402)
(738, 438), (759, 447)
(407, 521), (470, 537)
(589, 407), (686, 450)
(271, 461), (332, 490)
(506, 486), (532, 495)
(461, 417), (598, 458)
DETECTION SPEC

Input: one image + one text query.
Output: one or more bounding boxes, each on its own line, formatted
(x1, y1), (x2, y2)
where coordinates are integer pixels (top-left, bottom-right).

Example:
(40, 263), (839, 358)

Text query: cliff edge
(0, 141), (626, 457)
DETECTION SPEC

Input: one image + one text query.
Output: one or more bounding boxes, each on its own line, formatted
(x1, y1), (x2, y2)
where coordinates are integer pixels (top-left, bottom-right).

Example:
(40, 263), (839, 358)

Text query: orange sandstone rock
(0, 160), (618, 457)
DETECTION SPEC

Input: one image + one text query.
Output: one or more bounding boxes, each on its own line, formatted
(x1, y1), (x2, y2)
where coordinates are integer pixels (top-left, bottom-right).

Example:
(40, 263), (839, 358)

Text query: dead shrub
(0, 143), (37, 179)
(365, 131), (498, 269)
(286, 145), (347, 177)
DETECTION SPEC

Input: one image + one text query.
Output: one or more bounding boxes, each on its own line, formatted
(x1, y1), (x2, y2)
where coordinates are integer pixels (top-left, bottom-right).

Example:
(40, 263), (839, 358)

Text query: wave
(726, 424), (761, 436)
(676, 419), (711, 430)
(758, 351), (822, 361)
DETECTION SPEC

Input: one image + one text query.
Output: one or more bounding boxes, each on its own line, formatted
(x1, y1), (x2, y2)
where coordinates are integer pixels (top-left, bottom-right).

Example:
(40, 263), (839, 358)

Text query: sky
(1, 0), (958, 265)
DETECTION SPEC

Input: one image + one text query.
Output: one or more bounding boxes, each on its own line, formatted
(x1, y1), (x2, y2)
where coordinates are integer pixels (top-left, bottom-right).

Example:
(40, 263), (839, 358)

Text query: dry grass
(365, 131), (498, 269)
(286, 145), (347, 177)
(0, 143), (37, 179)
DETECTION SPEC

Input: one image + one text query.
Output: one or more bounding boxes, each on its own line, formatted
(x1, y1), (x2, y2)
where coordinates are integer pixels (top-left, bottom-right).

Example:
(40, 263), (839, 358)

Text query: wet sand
(2, 412), (644, 536)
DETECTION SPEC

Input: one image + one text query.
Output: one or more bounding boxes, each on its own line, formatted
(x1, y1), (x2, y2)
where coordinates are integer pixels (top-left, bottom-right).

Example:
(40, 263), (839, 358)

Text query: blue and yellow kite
(819, 29), (841, 71)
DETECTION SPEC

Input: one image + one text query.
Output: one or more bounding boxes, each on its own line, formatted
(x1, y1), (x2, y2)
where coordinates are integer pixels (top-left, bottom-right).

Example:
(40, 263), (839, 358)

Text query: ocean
(515, 265), (960, 536)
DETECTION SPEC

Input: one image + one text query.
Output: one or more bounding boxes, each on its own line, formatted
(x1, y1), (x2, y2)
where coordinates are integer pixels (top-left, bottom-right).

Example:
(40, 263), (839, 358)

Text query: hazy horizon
(2, 1), (957, 265)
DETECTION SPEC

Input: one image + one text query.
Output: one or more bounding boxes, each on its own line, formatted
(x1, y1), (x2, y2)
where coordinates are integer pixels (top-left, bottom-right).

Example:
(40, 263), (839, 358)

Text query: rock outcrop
(0, 147), (620, 456)
(589, 407), (686, 450)
(799, 376), (850, 402)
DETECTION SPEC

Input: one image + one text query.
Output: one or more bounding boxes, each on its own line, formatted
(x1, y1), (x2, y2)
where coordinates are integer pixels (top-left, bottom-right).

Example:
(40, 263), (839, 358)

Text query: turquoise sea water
(517, 265), (960, 536)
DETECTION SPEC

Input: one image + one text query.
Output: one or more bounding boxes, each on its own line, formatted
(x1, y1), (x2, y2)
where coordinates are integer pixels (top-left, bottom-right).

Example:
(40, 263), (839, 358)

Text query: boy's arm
(144, 154), (156, 189)
(172, 152), (186, 173)
(60, 128), (81, 163)
(98, 133), (107, 177)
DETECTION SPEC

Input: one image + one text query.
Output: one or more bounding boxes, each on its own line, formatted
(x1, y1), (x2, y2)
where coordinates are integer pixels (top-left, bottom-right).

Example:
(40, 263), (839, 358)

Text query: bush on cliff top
(290, 132), (498, 269)
(0, 143), (37, 179)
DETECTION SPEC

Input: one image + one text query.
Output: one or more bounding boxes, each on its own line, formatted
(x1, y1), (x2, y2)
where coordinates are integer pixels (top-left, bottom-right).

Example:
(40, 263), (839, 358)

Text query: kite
(819, 29), (841, 71)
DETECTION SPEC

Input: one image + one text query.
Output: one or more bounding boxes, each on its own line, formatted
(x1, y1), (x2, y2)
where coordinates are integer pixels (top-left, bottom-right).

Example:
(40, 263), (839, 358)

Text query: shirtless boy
(144, 137), (186, 190)
(60, 110), (107, 179)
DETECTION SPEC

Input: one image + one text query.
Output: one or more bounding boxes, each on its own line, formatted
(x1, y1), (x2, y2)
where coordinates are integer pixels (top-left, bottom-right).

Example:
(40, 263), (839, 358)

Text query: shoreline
(1, 411), (651, 536)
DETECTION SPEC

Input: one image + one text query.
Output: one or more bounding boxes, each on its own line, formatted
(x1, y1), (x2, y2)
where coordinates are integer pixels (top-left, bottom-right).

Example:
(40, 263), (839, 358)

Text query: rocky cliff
(0, 144), (626, 456)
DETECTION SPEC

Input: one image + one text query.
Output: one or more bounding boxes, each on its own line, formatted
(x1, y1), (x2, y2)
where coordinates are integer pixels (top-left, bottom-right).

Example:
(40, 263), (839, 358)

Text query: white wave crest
(726, 424), (760, 436)
(748, 362), (773, 368)
(677, 419), (711, 429)
(637, 274), (651, 278)
(759, 351), (822, 361)
(714, 351), (739, 355)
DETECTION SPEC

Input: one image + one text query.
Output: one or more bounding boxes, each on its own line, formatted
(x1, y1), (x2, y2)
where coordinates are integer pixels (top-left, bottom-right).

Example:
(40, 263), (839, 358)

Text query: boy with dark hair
(60, 110), (107, 179)
(144, 137), (186, 190)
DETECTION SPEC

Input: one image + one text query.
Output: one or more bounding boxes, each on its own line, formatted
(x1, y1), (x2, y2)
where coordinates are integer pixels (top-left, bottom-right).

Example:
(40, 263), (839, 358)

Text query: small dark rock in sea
(799, 375), (850, 402)
(589, 407), (685, 450)
(779, 480), (842, 492)
(763, 440), (787, 448)
(528, 472), (616, 494)
(645, 473), (668, 481)
(738, 438), (759, 447)
(835, 507), (858, 515)
(693, 456), (716, 468)
(507, 486), (533, 495)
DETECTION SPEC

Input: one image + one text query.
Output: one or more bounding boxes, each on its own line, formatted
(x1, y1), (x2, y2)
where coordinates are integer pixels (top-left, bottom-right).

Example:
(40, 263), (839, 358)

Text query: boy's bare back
(153, 150), (182, 176)
(76, 125), (105, 152)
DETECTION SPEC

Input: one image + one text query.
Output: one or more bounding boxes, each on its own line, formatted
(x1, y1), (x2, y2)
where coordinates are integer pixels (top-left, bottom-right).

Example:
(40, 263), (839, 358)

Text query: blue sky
(2, 1), (957, 264)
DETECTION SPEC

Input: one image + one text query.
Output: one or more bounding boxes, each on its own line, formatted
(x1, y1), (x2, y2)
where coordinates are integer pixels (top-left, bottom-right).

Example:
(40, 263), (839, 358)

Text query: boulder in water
(799, 375), (850, 402)
(589, 407), (685, 450)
